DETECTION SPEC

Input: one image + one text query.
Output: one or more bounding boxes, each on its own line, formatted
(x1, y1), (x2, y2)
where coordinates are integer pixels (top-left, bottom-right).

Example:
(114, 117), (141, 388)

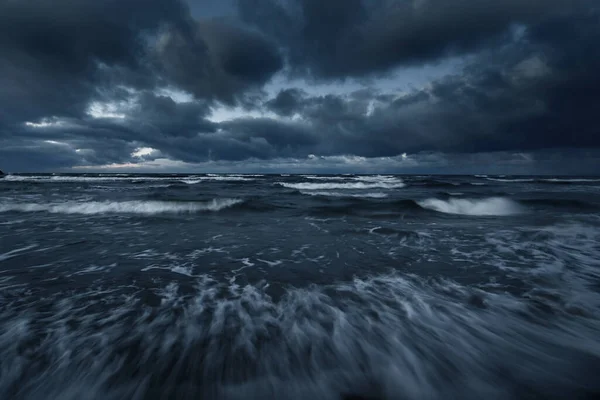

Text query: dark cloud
(265, 89), (306, 116)
(239, 0), (590, 79)
(0, 0), (282, 128)
(0, 0), (599, 173)
(155, 19), (283, 103)
(0, 0), (190, 125)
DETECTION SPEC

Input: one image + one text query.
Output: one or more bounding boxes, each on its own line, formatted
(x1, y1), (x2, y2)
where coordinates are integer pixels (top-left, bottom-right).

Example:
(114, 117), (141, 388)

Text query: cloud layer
(1, 0), (598, 173)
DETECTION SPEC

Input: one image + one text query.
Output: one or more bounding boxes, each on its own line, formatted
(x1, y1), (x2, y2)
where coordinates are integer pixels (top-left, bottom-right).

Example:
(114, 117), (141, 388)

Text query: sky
(1, 0), (599, 174)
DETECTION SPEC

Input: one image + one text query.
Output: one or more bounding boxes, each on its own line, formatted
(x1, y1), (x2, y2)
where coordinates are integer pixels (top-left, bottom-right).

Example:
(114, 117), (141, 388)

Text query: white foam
(352, 175), (399, 183)
(181, 179), (202, 184)
(485, 178), (535, 183)
(301, 175), (340, 180)
(417, 197), (524, 216)
(279, 181), (405, 190)
(301, 191), (388, 198)
(181, 176), (254, 183)
(3, 175), (168, 183)
(4, 175), (255, 183)
(0, 199), (242, 215)
(0, 244), (38, 261)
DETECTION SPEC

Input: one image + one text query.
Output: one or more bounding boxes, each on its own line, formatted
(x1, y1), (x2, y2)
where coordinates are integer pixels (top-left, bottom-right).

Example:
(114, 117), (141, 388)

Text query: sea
(1, 173), (600, 400)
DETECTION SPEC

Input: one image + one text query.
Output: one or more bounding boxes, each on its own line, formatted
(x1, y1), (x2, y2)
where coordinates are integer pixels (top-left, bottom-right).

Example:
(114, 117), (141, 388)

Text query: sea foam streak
(2, 269), (599, 399)
(181, 176), (254, 183)
(3, 175), (255, 183)
(485, 178), (535, 183)
(3, 175), (171, 183)
(301, 191), (388, 198)
(279, 181), (405, 190)
(417, 197), (523, 216)
(0, 199), (242, 215)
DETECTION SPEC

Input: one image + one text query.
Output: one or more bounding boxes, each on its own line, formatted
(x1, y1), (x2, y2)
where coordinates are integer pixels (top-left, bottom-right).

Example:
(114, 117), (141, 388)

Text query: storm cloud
(0, 0), (599, 173)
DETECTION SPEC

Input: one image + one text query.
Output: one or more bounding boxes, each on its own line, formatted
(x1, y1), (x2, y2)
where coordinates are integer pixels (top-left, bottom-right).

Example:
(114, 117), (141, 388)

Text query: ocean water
(1, 173), (600, 400)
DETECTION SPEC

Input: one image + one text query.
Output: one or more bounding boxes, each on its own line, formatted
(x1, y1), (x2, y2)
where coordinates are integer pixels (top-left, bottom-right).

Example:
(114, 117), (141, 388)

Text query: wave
(540, 178), (600, 184)
(417, 197), (524, 216)
(3, 175), (256, 183)
(300, 175), (340, 181)
(410, 179), (462, 187)
(485, 178), (535, 183)
(278, 181), (405, 190)
(3, 175), (172, 183)
(2, 270), (599, 399)
(181, 176), (255, 183)
(301, 191), (388, 199)
(352, 175), (400, 183)
(0, 199), (242, 215)
(520, 198), (600, 210)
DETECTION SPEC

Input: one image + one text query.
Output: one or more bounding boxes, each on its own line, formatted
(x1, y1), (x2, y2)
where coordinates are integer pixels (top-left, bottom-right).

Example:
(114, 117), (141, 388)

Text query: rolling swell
(520, 198), (600, 211)
(2, 173), (600, 399)
(0, 199), (243, 215)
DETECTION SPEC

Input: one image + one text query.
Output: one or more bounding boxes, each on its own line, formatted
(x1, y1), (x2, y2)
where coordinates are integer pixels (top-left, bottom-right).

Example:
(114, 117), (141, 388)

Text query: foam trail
(301, 191), (388, 198)
(279, 181), (405, 190)
(182, 176), (254, 183)
(417, 197), (523, 216)
(3, 175), (170, 183)
(0, 199), (242, 215)
(485, 178), (535, 183)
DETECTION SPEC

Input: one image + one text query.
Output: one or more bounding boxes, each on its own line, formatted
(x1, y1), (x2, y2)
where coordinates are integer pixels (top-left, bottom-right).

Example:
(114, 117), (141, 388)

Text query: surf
(417, 197), (524, 216)
(0, 199), (243, 215)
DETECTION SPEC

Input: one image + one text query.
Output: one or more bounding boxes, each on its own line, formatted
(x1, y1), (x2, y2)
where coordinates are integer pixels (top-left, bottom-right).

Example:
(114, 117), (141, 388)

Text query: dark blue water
(1, 173), (600, 399)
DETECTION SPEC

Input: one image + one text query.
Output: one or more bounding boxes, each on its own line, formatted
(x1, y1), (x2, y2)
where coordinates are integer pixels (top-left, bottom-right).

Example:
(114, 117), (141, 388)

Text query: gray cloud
(238, 0), (590, 79)
(0, 0), (599, 173)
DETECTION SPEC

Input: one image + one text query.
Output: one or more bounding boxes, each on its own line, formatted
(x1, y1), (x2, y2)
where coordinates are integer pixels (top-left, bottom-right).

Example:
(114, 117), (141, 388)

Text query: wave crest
(278, 181), (405, 190)
(0, 199), (243, 215)
(417, 197), (523, 216)
(301, 191), (388, 198)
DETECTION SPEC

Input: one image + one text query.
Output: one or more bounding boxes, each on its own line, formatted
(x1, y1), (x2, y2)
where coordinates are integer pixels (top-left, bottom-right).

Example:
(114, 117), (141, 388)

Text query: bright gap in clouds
(155, 87), (195, 103)
(131, 147), (156, 158)
(25, 118), (66, 128)
(87, 101), (128, 119)
(207, 105), (283, 123)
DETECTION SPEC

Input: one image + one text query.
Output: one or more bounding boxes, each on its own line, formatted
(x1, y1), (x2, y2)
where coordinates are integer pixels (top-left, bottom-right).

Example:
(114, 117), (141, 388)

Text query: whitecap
(181, 176), (253, 183)
(300, 191), (388, 198)
(485, 178), (535, 183)
(0, 199), (242, 215)
(417, 197), (524, 216)
(3, 175), (170, 183)
(278, 181), (404, 190)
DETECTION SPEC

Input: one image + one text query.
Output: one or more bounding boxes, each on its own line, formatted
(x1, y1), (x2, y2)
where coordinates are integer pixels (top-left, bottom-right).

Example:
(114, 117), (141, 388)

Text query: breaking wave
(417, 197), (524, 216)
(301, 191), (389, 199)
(0, 199), (243, 215)
(181, 176), (255, 184)
(278, 181), (405, 190)
(485, 178), (536, 183)
(1, 271), (599, 399)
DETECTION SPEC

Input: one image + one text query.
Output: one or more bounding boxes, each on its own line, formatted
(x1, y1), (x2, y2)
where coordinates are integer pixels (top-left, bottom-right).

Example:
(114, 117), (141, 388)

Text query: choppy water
(1, 173), (600, 400)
